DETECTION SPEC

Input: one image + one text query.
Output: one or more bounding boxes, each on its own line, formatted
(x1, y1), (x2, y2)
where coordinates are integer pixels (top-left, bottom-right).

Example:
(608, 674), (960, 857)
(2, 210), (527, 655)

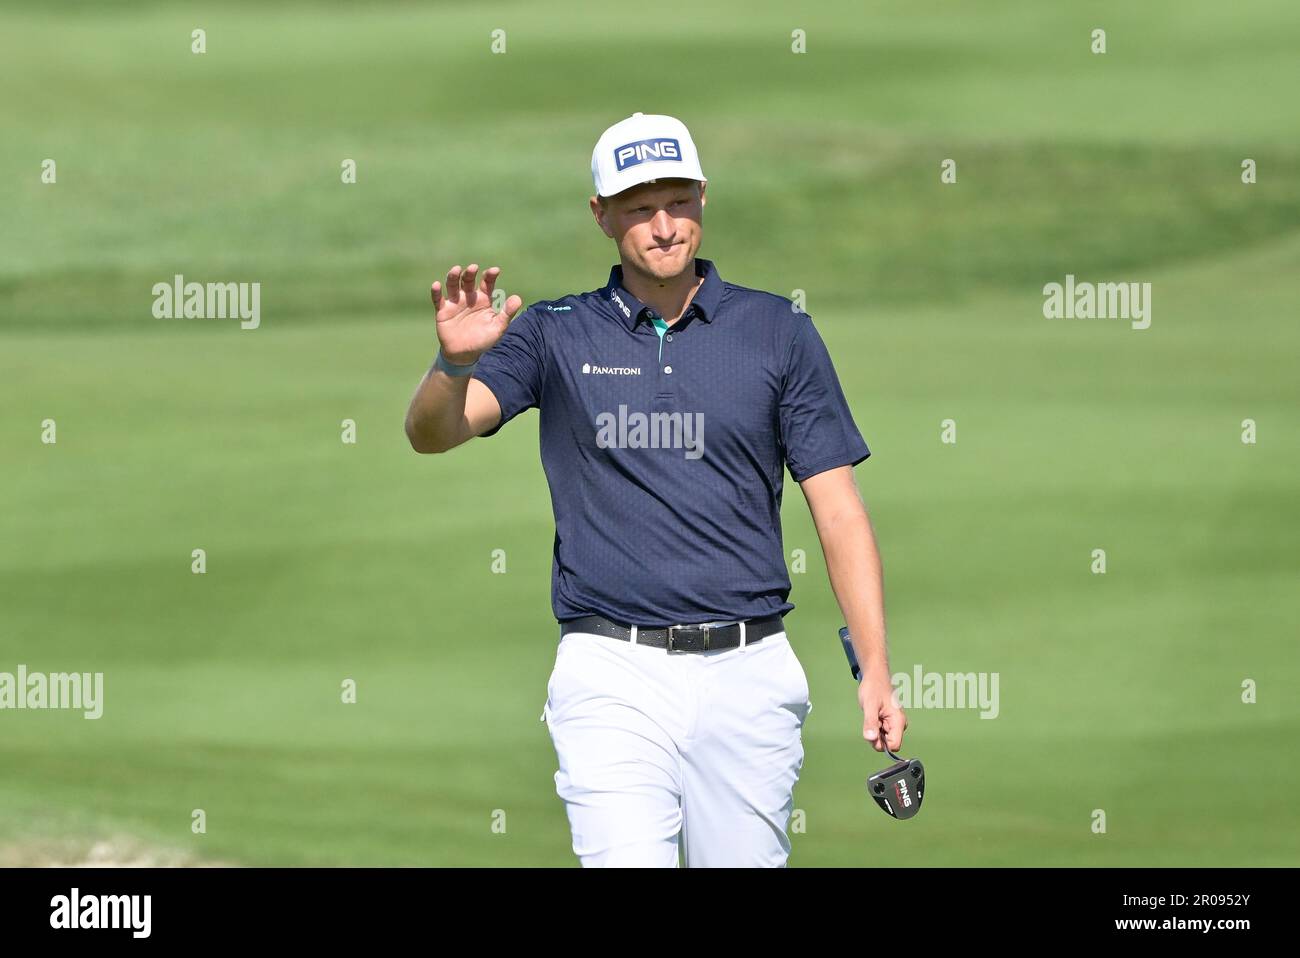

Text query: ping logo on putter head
(868, 752), (925, 820)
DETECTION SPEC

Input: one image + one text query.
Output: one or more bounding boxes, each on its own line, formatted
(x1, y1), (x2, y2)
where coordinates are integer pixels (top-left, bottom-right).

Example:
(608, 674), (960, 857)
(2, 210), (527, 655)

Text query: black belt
(559, 614), (784, 652)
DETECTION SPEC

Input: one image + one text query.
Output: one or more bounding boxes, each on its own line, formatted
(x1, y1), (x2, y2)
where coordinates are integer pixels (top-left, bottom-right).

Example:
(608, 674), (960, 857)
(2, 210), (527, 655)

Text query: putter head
(867, 750), (925, 820)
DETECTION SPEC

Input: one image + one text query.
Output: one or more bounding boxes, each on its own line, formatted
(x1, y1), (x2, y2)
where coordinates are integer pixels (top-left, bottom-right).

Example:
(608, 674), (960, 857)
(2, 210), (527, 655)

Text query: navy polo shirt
(472, 257), (870, 626)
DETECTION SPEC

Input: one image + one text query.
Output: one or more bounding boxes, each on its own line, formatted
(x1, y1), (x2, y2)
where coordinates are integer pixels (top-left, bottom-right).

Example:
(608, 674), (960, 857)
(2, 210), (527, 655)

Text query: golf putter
(839, 626), (926, 820)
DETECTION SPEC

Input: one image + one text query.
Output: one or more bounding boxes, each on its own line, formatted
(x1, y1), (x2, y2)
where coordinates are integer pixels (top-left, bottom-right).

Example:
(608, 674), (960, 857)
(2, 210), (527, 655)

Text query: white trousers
(541, 628), (812, 867)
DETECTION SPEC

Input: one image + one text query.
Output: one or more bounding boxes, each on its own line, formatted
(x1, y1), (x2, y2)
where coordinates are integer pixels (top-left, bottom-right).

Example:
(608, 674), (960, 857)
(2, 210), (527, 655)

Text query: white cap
(591, 112), (707, 198)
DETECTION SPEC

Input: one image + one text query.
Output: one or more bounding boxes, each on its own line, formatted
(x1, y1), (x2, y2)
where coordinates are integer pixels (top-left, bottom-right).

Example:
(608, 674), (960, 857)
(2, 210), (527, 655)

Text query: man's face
(591, 178), (706, 282)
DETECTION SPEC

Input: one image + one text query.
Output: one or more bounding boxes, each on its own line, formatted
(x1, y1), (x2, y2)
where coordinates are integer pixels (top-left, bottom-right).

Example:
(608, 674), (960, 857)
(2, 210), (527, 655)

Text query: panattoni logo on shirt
(583, 363), (641, 376)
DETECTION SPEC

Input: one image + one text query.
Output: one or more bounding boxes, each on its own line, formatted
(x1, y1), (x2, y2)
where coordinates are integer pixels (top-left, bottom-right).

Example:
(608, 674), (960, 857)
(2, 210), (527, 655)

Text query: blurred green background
(2, 0), (1297, 866)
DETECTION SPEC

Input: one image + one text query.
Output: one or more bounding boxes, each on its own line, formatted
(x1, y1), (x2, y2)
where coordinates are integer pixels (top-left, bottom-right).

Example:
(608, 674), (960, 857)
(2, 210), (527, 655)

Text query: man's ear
(590, 195), (614, 238)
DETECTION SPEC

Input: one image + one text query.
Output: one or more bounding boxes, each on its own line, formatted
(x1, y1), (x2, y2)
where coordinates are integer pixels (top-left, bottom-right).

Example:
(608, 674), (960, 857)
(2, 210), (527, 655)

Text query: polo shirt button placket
(646, 310), (674, 378)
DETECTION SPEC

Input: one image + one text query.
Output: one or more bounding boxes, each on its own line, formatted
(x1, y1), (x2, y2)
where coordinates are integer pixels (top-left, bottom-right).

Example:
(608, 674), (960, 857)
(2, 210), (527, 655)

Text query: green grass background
(1, 0), (1297, 866)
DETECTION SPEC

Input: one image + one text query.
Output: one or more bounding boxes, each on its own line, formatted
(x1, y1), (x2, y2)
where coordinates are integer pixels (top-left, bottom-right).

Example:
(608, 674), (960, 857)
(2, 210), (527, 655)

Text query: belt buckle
(666, 621), (741, 653)
(666, 623), (711, 653)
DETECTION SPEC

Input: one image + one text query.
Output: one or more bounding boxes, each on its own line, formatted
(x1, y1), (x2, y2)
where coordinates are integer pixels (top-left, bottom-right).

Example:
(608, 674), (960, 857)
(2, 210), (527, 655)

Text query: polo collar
(602, 257), (723, 331)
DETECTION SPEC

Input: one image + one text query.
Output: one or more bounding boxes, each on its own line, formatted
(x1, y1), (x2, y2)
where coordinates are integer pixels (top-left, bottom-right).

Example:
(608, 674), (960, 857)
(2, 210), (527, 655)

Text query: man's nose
(651, 209), (676, 239)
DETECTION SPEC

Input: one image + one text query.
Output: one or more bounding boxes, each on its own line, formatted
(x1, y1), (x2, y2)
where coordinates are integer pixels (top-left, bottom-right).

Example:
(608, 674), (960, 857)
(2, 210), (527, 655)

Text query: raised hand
(431, 264), (524, 365)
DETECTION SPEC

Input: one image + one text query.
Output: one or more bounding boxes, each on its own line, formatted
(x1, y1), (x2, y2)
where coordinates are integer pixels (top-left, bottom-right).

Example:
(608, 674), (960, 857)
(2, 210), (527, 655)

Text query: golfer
(404, 112), (905, 867)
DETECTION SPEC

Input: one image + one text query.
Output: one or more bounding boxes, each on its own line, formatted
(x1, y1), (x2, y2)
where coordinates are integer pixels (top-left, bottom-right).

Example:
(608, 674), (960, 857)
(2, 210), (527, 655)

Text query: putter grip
(838, 626), (862, 682)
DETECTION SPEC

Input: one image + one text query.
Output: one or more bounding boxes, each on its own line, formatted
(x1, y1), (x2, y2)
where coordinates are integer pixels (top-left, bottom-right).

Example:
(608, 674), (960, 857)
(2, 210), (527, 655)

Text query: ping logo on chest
(614, 138), (681, 171)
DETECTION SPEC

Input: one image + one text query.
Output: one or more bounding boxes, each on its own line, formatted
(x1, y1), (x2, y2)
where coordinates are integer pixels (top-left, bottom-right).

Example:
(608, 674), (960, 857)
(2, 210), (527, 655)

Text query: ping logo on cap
(614, 138), (681, 171)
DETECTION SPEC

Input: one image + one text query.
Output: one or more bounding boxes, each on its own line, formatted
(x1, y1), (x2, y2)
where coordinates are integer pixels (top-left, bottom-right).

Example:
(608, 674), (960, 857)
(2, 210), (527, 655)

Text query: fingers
(863, 700), (908, 752)
(499, 293), (524, 322)
(435, 264), (511, 314)
(882, 707), (908, 752)
(481, 266), (501, 301)
(461, 264), (479, 306)
(882, 720), (901, 753)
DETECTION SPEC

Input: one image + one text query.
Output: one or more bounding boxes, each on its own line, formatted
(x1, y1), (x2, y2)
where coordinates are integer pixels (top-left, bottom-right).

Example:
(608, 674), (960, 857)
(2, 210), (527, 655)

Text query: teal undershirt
(650, 317), (670, 362)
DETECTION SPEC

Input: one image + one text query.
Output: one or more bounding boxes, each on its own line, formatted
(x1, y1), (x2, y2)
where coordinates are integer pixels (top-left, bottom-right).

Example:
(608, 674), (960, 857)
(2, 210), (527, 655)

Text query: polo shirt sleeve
(778, 313), (871, 481)
(471, 305), (547, 438)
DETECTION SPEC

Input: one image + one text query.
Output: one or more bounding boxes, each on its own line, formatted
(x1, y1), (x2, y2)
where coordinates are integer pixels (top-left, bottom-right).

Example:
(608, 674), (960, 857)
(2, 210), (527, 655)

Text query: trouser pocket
(541, 634), (587, 724)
